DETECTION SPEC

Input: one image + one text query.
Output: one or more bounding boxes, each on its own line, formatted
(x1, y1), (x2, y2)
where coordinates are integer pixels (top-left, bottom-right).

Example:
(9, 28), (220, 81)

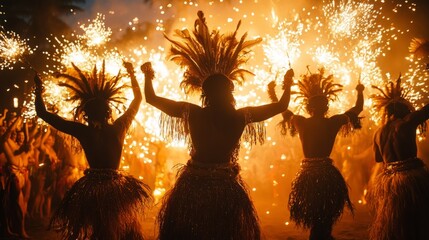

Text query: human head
(201, 73), (235, 107)
(307, 95), (329, 116)
(16, 130), (25, 145)
(385, 100), (414, 120)
(82, 97), (112, 125)
(296, 70), (340, 117)
(371, 75), (414, 122)
(58, 62), (124, 126)
(45, 134), (56, 147)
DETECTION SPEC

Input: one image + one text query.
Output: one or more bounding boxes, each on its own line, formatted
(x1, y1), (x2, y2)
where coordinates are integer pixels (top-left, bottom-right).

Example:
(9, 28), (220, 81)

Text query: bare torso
(188, 106), (246, 164)
(374, 105), (429, 163)
(293, 114), (349, 158)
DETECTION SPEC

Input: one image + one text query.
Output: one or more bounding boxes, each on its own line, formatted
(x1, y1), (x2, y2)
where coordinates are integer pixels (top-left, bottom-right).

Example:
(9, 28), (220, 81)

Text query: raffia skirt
(367, 158), (429, 240)
(288, 158), (353, 229)
(50, 168), (151, 240)
(157, 160), (260, 240)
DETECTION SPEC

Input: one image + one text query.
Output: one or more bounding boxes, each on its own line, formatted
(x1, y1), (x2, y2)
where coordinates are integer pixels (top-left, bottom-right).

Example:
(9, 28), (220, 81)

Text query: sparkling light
(0, 29), (34, 69)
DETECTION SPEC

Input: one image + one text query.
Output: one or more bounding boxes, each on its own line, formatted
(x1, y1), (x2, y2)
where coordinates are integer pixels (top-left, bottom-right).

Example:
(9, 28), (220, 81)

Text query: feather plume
(370, 74), (411, 113)
(56, 61), (127, 120)
(369, 74), (428, 135)
(267, 81), (279, 103)
(164, 10), (262, 94)
(409, 38), (429, 58)
(295, 68), (342, 108)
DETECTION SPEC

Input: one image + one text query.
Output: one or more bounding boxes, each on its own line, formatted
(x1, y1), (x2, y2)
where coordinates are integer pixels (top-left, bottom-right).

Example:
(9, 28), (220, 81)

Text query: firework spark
(0, 29), (34, 70)
(80, 13), (112, 47)
(19, 0), (421, 211)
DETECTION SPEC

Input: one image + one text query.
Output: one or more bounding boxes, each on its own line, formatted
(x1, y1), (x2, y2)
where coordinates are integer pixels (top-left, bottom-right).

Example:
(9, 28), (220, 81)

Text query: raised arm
(331, 83), (365, 126)
(142, 62), (195, 118)
(346, 83), (365, 115)
(404, 103), (429, 128)
(0, 108), (8, 126)
(34, 74), (85, 137)
(115, 62), (143, 129)
(240, 69), (293, 123)
(1, 115), (21, 145)
(1, 115), (22, 160)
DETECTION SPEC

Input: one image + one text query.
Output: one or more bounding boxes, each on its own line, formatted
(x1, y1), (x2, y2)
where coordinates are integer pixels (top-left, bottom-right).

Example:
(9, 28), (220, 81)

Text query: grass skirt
(367, 158), (429, 240)
(157, 160), (260, 240)
(288, 158), (353, 229)
(50, 168), (151, 240)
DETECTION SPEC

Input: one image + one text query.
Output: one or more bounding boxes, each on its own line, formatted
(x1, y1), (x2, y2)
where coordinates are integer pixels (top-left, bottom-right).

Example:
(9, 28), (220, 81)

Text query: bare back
(73, 123), (128, 169)
(293, 114), (349, 158)
(374, 104), (429, 163)
(188, 106), (246, 164)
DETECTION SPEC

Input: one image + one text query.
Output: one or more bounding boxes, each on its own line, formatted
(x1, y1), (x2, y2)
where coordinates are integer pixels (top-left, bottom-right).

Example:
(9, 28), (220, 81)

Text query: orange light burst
(0, 29), (34, 70)
(22, 0), (421, 213)
(49, 14), (120, 76)
(262, 13), (306, 74)
(404, 54), (429, 107)
(79, 13), (112, 47)
(324, 0), (375, 39)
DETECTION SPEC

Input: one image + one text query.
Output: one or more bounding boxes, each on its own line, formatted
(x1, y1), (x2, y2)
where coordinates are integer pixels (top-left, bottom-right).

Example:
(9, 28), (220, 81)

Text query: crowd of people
(0, 108), (86, 238)
(0, 10), (428, 240)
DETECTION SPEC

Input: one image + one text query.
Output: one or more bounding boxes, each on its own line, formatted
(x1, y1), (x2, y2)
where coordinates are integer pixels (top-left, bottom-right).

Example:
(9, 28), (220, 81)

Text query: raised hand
(355, 83), (365, 92)
(34, 74), (44, 93)
(34, 74), (42, 86)
(283, 68), (294, 89)
(123, 61), (134, 73)
(141, 62), (154, 78)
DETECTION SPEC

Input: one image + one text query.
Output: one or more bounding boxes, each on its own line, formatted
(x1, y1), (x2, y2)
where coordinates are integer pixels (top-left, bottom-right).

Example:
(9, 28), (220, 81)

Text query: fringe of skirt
(288, 158), (353, 229)
(50, 168), (152, 240)
(367, 158), (429, 240)
(157, 160), (261, 240)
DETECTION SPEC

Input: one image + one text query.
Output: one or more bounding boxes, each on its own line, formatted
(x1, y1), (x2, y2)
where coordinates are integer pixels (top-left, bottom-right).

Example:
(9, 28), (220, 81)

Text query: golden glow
(18, 0), (423, 224)
(0, 29), (34, 69)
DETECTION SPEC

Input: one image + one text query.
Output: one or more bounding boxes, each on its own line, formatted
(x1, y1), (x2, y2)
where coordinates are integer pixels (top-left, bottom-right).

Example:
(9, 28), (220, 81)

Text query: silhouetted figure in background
(368, 75), (429, 240)
(147, 10), (292, 240)
(270, 68), (364, 240)
(34, 61), (151, 240)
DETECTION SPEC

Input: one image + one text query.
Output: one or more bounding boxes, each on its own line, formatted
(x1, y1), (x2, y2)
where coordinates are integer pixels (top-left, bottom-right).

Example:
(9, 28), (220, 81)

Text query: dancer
(145, 11), (292, 240)
(269, 68), (364, 240)
(34, 61), (151, 240)
(368, 75), (429, 240)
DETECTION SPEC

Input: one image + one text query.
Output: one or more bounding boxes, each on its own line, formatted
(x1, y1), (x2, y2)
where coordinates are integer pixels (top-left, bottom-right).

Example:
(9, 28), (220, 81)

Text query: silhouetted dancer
(34, 61), (151, 240)
(368, 75), (429, 240)
(269, 68), (364, 240)
(144, 10), (292, 240)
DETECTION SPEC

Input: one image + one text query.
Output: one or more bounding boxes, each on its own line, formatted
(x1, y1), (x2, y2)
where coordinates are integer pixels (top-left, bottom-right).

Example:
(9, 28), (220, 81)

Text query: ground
(23, 201), (371, 240)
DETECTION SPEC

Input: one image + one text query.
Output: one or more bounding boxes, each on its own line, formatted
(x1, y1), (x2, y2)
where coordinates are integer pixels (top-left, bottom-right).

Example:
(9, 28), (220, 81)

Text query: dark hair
(386, 101), (412, 119)
(83, 98), (111, 123)
(201, 74), (235, 107)
(307, 95), (329, 116)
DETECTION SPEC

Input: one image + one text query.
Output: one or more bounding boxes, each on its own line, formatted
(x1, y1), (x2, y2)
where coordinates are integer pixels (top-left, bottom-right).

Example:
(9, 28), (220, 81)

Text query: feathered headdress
(267, 68), (362, 136)
(371, 74), (414, 117)
(294, 68), (342, 113)
(371, 74), (426, 134)
(409, 38), (429, 58)
(161, 11), (265, 145)
(56, 61), (127, 121)
(164, 10), (262, 94)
